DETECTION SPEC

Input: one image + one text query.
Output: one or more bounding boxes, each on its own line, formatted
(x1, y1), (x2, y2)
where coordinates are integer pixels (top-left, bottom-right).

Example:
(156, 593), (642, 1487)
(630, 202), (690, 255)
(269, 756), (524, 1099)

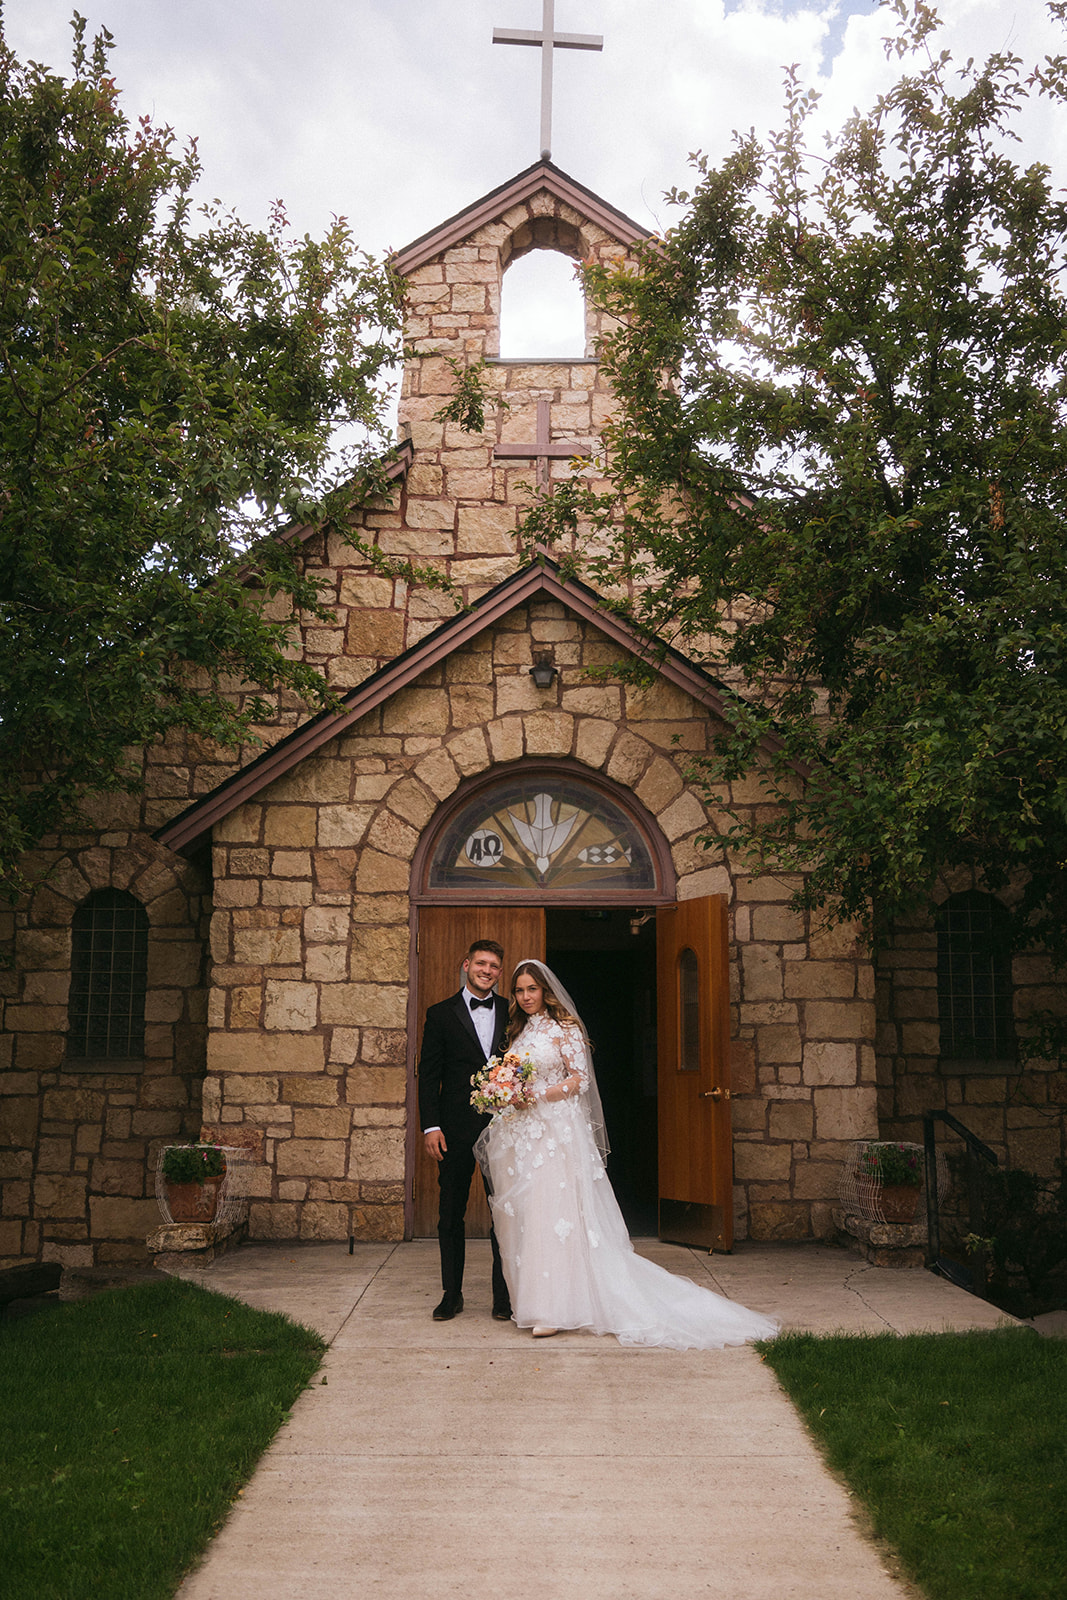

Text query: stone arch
(412, 758), (677, 903)
(499, 217), (588, 361)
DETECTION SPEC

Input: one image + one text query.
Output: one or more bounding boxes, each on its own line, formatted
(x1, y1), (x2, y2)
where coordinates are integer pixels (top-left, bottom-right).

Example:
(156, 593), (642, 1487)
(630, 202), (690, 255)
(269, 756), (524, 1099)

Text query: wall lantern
(529, 654), (558, 688)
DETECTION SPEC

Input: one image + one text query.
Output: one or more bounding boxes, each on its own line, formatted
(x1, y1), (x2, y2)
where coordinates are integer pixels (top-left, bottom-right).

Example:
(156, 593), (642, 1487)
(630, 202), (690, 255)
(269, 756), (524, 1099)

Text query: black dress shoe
(432, 1291), (464, 1321)
(491, 1303), (513, 1322)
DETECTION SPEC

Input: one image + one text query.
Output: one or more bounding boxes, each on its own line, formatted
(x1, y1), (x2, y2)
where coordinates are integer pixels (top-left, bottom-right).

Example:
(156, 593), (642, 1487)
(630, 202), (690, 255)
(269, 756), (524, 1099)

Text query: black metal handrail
(923, 1109), (999, 1291)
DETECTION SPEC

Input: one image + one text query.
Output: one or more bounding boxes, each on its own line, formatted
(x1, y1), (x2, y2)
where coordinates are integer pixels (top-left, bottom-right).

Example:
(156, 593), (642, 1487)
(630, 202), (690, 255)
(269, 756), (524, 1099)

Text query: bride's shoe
(532, 1325), (558, 1338)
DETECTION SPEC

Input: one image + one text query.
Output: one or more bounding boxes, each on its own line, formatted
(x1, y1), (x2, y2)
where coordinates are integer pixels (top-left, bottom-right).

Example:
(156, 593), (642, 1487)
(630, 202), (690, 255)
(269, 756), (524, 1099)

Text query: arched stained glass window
(69, 889), (149, 1061)
(936, 891), (1014, 1061)
(428, 774), (656, 895)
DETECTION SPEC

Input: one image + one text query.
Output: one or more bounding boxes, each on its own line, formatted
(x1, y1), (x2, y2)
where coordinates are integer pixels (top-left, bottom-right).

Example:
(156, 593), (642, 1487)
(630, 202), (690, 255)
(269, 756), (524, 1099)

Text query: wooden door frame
(403, 764), (679, 1239)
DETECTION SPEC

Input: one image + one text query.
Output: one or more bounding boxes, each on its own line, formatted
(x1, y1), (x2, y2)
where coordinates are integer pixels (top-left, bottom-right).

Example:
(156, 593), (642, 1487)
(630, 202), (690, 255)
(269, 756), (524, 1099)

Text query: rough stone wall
(877, 905), (1067, 1177)
(202, 598), (876, 1246)
(0, 836), (209, 1267)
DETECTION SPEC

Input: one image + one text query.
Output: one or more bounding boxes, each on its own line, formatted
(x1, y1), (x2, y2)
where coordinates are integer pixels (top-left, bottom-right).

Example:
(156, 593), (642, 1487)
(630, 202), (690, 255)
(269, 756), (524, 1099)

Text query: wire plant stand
(839, 1140), (949, 1226)
(155, 1145), (254, 1230)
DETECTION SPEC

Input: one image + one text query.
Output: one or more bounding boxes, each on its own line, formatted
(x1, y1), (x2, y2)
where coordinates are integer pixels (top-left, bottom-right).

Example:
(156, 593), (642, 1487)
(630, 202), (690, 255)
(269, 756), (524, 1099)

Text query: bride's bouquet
(470, 1050), (534, 1114)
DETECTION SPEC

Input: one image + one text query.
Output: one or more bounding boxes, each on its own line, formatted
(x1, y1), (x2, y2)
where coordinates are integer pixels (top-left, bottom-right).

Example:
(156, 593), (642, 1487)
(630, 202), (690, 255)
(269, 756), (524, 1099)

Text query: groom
(419, 938), (512, 1322)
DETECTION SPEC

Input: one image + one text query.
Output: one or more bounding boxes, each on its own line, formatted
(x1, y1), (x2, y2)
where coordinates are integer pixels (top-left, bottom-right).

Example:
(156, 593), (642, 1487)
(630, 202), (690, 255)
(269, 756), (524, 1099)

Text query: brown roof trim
(391, 162), (649, 277)
(154, 557), (768, 856)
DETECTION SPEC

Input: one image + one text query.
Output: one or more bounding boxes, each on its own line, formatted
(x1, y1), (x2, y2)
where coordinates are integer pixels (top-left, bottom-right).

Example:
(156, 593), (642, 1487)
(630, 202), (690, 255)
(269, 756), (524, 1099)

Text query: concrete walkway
(173, 1239), (1014, 1600)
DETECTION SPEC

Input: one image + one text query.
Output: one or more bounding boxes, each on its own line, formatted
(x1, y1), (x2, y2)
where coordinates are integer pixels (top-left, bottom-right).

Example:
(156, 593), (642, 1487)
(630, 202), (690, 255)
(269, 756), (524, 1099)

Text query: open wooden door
(656, 895), (733, 1251)
(412, 906), (546, 1237)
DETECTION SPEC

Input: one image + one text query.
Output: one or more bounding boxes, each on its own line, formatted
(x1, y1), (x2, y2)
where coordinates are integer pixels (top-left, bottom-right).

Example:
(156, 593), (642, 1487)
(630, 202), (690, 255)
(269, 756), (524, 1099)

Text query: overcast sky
(5, 0), (1066, 358)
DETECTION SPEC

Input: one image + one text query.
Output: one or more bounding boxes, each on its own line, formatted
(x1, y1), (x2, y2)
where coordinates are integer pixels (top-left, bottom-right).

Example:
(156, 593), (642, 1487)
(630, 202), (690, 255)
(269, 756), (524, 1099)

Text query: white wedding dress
(478, 1010), (779, 1350)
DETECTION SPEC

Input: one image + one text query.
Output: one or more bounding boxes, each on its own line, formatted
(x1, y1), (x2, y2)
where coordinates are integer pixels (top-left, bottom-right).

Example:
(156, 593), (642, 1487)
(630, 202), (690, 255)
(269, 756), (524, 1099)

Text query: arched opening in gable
(499, 216), (588, 359)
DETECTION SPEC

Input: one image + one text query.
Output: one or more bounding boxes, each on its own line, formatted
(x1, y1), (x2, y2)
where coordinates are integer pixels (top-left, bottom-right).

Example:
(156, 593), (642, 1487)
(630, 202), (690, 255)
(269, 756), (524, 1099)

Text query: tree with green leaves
(0, 16), (408, 897)
(532, 1), (1067, 964)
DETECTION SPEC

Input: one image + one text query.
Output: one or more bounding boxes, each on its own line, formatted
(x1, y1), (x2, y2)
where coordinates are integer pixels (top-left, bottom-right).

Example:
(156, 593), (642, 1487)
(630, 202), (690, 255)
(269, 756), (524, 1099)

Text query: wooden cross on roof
(494, 398), (590, 492)
(493, 1), (603, 162)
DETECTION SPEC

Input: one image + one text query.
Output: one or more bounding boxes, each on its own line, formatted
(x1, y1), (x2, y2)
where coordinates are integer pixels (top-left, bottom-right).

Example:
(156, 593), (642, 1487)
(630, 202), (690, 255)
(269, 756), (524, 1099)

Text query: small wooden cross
(493, 0), (603, 162)
(494, 398), (590, 492)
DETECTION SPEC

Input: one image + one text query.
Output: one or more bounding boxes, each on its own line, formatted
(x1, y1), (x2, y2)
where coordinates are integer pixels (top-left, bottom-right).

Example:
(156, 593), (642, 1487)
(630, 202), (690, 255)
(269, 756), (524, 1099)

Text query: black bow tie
(470, 996), (495, 1010)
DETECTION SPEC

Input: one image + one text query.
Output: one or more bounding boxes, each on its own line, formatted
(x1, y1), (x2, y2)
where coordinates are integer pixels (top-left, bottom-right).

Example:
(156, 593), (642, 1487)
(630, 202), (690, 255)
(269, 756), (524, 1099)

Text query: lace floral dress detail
(478, 1010), (778, 1351)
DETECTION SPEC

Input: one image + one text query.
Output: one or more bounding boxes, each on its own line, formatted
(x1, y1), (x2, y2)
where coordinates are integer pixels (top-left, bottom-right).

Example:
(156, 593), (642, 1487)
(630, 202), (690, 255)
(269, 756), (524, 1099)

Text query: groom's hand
(424, 1130), (447, 1161)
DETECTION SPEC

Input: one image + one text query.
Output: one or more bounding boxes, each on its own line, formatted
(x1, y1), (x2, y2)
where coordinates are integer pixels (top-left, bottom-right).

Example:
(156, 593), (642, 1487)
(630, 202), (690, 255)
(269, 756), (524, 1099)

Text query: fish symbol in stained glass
(508, 792), (577, 874)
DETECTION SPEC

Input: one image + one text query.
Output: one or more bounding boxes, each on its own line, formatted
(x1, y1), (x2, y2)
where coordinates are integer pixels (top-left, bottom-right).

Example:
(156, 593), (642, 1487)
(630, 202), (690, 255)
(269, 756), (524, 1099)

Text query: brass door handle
(700, 1087), (731, 1101)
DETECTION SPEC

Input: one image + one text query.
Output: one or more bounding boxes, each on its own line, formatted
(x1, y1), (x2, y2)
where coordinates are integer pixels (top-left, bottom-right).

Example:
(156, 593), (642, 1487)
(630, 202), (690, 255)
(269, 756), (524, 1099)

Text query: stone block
(224, 1075), (279, 1105)
(338, 572), (394, 608)
(345, 1066), (406, 1104)
(804, 1000), (877, 1041)
(742, 946), (783, 1002)
(318, 804), (374, 848)
(634, 757), (684, 814)
(89, 1157), (146, 1197)
(495, 674), (543, 715)
(414, 748), (461, 800)
(733, 1143), (792, 1181)
(249, 1202), (299, 1239)
(769, 1101), (814, 1141)
(747, 1202), (810, 1241)
(306, 945), (349, 983)
(802, 1042), (859, 1086)
(523, 713), (573, 757)
(751, 905), (806, 944)
(89, 1195), (160, 1238)
(319, 983), (407, 1029)
(275, 1139), (347, 1178)
(606, 731), (653, 789)
(383, 688), (450, 737)
(574, 719), (615, 769)
(791, 1161), (843, 1201)
(264, 981), (318, 1033)
(756, 1024), (801, 1064)
(232, 927), (301, 966)
(348, 1126), (405, 1182)
(281, 1076), (339, 1106)
(0, 1098), (39, 1149)
(293, 1107), (353, 1140)
(207, 1033), (325, 1075)
(447, 721), (492, 770)
(304, 906), (350, 943)
(814, 1085), (879, 1142)
(349, 924), (409, 984)
(784, 963), (858, 1000)
(351, 1202), (405, 1242)
(347, 609), (406, 657)
(42, 1088), (106, 1123)
(355, 850), (410, 893)
(299, 1201), (351, 1241)
(457, 504), (517, 553)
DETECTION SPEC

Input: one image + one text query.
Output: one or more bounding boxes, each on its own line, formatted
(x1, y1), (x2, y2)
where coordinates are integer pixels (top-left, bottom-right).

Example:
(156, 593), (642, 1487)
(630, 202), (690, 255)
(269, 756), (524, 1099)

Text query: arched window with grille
(936, 891), (1015, 1063)
(68, 889), (149, 1063)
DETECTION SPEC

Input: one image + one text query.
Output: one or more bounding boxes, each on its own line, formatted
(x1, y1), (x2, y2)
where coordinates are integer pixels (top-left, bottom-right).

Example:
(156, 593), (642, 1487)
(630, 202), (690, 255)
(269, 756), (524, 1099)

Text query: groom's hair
(466, 939), (504, 961)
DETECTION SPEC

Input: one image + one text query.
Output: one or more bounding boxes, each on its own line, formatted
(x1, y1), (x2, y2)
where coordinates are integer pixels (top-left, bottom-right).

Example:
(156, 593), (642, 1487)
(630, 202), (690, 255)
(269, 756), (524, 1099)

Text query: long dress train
(477, 1010), (779, 1351)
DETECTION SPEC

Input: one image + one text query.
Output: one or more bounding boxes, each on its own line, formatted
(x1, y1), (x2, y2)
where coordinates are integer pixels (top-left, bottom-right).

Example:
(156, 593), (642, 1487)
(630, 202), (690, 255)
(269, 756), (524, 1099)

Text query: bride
(475, 958), (779, 1350)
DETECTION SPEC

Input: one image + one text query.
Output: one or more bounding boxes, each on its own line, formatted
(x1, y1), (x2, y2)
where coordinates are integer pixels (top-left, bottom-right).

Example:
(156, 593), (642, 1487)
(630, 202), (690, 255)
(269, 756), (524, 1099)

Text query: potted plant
(160, 1143), (227, 1223)
(857, 1142), (923, 1224)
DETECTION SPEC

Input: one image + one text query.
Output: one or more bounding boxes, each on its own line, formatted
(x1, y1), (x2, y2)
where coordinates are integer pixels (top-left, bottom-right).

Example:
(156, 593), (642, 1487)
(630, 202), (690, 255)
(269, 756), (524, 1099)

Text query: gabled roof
(391, 161), (649, 277)
(155, 556), (759, 856)
(273, 437), (414, 554)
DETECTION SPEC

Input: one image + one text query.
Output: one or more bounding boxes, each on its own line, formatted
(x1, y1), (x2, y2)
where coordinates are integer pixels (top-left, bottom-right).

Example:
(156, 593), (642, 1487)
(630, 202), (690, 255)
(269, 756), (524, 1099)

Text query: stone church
(3, 161), (1065, 1270)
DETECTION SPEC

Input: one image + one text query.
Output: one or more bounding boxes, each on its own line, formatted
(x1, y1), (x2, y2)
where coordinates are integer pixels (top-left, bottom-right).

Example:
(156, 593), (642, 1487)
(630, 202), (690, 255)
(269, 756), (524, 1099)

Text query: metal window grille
(69, 889), (148, 1060)
(936, 892), (1014, 1061)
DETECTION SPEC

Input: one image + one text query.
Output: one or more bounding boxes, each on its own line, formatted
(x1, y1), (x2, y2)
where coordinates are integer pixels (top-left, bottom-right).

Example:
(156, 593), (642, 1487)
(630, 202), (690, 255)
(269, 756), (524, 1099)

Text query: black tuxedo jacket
(418, 990), (509, 1147)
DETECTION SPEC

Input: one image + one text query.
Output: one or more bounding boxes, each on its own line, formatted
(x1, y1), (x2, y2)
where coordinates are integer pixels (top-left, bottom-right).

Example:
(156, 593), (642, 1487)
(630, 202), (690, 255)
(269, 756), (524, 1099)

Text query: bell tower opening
(499, 248), (587, 358)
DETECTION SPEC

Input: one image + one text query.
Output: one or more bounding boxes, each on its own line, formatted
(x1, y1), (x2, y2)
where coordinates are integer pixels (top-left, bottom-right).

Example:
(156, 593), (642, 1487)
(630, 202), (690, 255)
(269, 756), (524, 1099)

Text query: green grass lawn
(762, 1327), (1067, 1600)
(0, 1277), (324, 1600)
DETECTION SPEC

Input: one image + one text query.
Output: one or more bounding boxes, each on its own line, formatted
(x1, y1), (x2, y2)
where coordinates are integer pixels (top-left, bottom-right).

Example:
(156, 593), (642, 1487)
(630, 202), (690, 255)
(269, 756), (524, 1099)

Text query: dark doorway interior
(546, 908), (658, 1235)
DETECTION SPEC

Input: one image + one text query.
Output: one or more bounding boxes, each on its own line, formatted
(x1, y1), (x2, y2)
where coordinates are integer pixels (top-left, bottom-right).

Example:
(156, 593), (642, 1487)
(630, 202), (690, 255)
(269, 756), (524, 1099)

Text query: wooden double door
(410, 897), (733, 1249)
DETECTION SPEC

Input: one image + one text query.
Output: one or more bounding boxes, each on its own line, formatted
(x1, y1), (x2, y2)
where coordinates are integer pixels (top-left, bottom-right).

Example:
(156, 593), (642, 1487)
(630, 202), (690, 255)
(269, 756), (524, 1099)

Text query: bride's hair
(506, 960), (577, 1044)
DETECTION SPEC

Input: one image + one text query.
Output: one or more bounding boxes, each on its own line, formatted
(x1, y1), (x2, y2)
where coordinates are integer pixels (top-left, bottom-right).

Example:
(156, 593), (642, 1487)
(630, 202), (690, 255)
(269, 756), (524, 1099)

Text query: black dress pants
(437, 1138), (509, 1305)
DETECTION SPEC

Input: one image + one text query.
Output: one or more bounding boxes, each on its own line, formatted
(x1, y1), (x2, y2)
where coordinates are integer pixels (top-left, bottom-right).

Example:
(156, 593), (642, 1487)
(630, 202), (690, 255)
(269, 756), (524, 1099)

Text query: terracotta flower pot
(879, 1183), (921, 1224)
(164, 1174), (224, 1222)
